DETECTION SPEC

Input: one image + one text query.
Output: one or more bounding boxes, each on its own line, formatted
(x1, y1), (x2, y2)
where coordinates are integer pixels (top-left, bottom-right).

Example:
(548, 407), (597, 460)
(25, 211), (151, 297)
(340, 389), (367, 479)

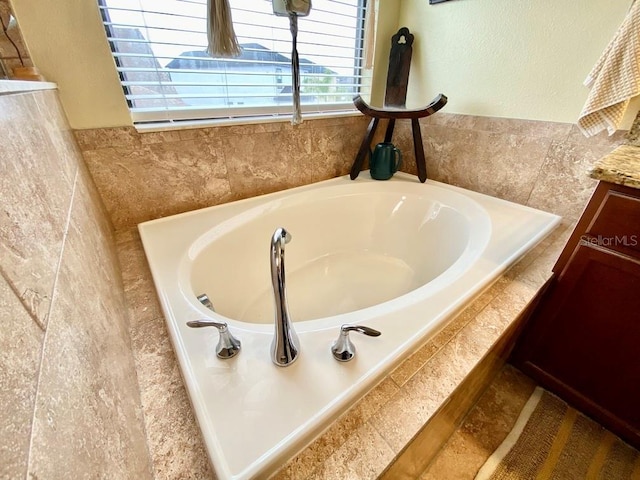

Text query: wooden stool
(350, 27), (447, 183)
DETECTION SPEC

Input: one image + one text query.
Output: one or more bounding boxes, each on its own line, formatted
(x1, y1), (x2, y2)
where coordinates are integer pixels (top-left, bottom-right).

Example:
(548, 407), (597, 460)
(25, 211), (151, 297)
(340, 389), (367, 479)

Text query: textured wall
(396, 0), (639, 126)
(0, 86), (152, 478)
(10, 0), (638, 129)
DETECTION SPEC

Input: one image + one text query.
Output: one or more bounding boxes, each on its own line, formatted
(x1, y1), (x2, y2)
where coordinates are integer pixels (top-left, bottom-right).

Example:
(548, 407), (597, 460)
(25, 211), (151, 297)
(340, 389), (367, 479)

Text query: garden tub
(139, 172), (560, 479)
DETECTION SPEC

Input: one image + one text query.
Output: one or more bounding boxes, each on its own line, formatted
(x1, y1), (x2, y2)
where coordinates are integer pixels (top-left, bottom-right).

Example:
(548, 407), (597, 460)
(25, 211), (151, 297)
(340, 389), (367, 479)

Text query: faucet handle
(331, 324), (381, 362)
(187, 320), (241, 359)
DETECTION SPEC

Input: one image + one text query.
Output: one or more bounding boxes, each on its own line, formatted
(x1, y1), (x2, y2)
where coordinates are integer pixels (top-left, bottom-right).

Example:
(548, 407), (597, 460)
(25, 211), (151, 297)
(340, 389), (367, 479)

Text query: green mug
(370, 142), (402, 180)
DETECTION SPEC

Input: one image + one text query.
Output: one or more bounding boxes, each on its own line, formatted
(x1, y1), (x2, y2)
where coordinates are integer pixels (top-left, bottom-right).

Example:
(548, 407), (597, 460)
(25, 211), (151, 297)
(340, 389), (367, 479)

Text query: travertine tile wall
(392, 114), (627, 223)
(76, 114), (625, 232)
(75, 116), (372, 230)
(0, 87), (152, 478)
(0, 0), (32, 78)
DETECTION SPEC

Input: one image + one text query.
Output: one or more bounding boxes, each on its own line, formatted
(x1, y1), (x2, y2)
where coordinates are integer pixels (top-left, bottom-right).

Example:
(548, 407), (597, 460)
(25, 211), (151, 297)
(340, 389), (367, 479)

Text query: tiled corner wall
(76, 114), (626, 232)
(392, 114), (627, 224)
(0, 87), (152, 478)
(0, 0), (32, 78)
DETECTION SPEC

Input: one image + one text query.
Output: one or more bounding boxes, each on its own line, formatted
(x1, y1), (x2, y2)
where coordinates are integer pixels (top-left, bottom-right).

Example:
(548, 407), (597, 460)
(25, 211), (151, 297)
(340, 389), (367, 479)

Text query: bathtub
(139, 172), (560, 480)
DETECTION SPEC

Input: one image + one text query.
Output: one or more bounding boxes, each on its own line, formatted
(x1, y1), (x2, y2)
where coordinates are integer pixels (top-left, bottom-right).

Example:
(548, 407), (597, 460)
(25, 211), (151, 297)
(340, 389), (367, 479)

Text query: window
(99, 0), (370, 126)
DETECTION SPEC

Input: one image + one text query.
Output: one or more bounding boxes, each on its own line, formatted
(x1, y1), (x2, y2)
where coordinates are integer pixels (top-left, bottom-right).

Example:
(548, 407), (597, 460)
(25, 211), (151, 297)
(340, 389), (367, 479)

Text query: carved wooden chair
(350, 27), (447, 183)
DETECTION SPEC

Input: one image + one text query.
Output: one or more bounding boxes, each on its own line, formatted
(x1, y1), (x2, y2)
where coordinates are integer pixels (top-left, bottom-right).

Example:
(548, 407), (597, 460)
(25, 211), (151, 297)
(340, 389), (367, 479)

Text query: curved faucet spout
(270, 227), (300, 367)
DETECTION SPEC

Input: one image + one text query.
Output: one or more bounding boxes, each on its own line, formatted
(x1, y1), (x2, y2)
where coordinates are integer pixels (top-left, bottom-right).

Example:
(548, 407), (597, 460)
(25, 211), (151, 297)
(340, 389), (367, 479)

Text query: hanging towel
(577, 2), (640, 137)
(206, 0), (241, 57)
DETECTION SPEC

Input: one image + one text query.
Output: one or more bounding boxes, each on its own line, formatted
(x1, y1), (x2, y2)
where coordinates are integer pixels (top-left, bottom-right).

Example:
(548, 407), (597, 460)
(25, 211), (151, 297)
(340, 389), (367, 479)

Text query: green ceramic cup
(370, 142), (402, 180)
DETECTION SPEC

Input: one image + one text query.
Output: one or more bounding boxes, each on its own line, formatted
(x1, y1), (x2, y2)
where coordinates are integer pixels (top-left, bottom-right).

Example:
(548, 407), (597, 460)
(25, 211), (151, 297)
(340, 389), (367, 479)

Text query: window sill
(133, 109), (364, 133)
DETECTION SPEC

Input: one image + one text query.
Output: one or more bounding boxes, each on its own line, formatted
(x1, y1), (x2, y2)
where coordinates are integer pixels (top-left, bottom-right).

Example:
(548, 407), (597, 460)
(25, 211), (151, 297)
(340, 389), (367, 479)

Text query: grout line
(23, 167), (78, 480)
(523, 139), (557, 208)
(392, 282), (505, 389)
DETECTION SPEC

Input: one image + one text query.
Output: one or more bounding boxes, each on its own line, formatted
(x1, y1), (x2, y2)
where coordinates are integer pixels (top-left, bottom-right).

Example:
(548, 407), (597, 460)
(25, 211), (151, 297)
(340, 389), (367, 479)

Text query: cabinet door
(586, 190), (640, 258)
(515, 241), (640, 448)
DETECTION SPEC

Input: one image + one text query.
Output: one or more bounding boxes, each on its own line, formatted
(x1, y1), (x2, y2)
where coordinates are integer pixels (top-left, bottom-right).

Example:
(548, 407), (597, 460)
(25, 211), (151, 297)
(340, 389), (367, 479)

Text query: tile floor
(420, 365), (536, 479)
(419, 364), (638, 479)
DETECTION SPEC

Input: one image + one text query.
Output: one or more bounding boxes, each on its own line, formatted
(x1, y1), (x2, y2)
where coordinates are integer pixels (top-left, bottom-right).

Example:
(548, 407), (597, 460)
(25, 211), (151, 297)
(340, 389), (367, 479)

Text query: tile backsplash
(75, 116), (371, 230)
(76, 113), (626, 232)
(392, 114), (626, 223)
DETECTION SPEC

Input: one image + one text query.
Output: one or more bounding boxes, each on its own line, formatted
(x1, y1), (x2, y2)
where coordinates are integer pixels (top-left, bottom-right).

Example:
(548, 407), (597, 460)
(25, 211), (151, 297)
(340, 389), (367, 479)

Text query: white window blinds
(99, 0), (370, 125)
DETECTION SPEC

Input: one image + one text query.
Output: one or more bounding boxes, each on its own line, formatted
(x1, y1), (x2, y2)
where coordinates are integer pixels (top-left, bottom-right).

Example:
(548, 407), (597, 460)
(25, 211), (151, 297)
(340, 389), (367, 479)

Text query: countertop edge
(589, 144), (640, 189)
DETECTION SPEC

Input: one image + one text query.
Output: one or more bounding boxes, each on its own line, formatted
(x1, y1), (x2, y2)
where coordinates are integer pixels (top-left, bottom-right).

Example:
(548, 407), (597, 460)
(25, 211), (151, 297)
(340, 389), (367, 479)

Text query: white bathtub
(139, 173), (560, 480)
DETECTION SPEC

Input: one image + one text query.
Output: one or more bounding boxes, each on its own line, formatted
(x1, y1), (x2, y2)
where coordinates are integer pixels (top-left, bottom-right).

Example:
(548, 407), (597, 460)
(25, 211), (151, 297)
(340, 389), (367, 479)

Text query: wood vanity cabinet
(513, 180), (640, 449)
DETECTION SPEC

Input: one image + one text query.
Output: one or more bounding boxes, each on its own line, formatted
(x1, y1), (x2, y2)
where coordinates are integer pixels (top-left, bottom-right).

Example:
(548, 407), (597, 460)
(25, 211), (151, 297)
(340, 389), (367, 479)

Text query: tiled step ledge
(114, 221), (572, 480)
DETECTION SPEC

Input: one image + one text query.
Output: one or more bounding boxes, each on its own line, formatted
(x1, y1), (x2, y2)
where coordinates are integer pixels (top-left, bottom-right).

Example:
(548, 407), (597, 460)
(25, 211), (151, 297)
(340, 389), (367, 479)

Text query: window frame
(98, 0), (370, 128)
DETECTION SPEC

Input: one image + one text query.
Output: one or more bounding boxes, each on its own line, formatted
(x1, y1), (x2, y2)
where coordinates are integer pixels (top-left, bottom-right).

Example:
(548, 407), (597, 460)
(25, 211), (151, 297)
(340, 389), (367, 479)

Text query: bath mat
(474, 387), (640, 480)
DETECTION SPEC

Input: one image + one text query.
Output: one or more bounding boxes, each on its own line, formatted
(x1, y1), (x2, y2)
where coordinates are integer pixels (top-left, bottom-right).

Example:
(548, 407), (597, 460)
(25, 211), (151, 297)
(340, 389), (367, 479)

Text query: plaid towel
(578, 2), (640, 137)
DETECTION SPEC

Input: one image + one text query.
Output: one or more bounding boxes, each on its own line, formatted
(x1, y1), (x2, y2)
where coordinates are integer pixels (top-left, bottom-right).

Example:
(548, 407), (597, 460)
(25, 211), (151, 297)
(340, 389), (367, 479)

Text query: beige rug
(475, 387), (640, 480)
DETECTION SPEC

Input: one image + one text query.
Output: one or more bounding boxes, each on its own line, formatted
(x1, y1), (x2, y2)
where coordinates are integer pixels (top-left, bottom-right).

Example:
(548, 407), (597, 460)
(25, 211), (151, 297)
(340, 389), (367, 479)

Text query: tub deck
(136, 175), (559, 479)
(116, 199), (571, 479)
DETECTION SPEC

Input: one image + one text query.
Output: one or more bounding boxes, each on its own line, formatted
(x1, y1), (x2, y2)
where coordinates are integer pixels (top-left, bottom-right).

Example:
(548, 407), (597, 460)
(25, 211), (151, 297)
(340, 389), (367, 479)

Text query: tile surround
(76, 116), (372, 230)
(392, 114), (624, 223)
(4, 79), (627, 480)
(115, 229), (215, 479)
(28, 176), (150, 478)
(0, 91), (76, 327)
(69, 111), (624, 478)
(77, 113), (624, 231)
(526, 141), (612, 222)
(83, 141), (233, 228)
(419, 365), (538, 480)
(112, 205), (571, 480)
(0, 87), (152, 478)
(381, 311), (529, 480)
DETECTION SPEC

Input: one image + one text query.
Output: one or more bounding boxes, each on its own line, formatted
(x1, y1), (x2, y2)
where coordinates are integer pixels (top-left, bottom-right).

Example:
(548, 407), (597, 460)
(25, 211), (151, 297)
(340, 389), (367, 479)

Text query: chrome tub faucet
(270, 227), (300, 367)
